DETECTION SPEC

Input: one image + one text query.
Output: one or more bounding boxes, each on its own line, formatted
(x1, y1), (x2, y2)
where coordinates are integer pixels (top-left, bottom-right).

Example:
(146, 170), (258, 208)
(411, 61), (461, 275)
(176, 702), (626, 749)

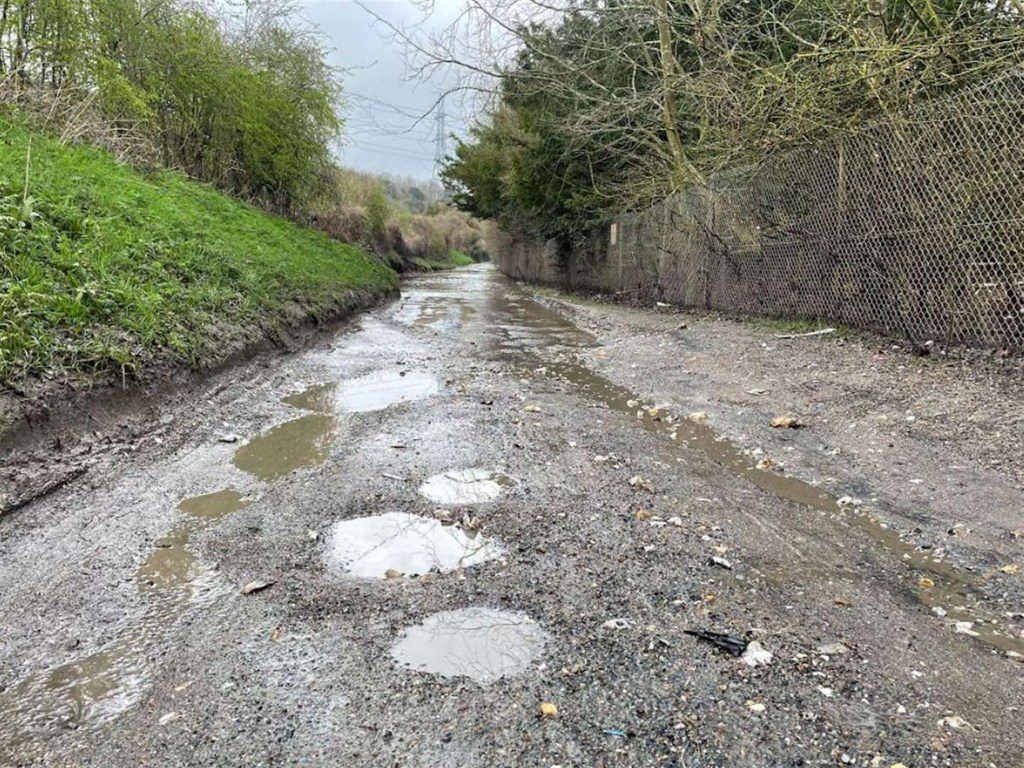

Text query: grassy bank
(409, 249), (477, 271)
(0, 118), (398, 391)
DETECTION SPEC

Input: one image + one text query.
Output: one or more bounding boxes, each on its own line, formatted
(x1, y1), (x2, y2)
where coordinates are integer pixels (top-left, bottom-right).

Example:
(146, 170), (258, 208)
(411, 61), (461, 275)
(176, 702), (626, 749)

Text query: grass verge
(0, 117), (398, 391)
(410, 249), (478, 271)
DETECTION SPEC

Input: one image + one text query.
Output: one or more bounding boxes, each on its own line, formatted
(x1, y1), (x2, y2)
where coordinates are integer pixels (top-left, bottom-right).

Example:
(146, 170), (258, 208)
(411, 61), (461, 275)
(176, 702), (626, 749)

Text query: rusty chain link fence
(494, 70), (1024, 351)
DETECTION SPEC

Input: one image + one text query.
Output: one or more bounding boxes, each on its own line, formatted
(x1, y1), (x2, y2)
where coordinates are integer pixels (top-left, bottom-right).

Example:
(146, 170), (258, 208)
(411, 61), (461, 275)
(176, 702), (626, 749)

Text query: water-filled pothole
(233, 370), (436, 481)
(418, 469), (512, 505)
(390, 608), (547, 683)
(232, 413), (336, 480)
(335, 370), (438, 412)
(324, 512), (502, 578)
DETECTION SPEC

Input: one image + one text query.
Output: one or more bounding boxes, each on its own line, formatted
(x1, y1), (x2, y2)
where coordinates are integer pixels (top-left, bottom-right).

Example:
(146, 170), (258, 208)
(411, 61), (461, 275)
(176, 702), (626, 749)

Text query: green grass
(410, 250), (476, 271)
(448, 249), (475, 267)
(0, 117), (397, 388)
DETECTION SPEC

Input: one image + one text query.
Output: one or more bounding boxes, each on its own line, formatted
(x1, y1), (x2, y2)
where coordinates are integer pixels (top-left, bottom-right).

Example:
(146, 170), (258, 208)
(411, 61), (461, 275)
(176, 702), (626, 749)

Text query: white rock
(740, 641), (773, 667)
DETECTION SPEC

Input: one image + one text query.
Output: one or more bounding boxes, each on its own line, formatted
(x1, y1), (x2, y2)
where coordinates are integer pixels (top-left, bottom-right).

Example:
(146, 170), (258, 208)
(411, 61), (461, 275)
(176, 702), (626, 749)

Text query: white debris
(740, 641), (773, 667)
(601, 618), (635, 630)
(954, 621), (979, 637)
(816, 642), (850, 656)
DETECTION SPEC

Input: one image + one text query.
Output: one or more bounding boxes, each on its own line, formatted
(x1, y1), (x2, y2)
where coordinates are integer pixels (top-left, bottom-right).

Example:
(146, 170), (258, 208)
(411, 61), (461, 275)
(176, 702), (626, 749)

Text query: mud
(1, 264), (1022, 767)
(0, 488), (248, 750)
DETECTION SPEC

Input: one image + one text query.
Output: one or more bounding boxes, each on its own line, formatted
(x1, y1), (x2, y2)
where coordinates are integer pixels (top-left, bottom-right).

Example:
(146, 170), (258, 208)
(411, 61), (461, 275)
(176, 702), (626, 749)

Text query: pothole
(418, 469), (512, 505)
(390, 608), (548, 683)
(232, 413), (336, 480)
(324, 512), (503, 578)
(335, 370), (438, 412)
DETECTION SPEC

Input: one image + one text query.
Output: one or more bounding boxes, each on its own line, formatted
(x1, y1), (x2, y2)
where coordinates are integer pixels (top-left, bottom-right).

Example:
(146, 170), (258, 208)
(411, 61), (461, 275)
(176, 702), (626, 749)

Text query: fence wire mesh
(496, 71), (1024, 351)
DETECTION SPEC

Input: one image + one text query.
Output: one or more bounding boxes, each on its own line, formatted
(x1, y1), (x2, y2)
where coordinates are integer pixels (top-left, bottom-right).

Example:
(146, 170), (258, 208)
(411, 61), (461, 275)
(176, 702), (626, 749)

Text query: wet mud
(0, 489), (248, 748)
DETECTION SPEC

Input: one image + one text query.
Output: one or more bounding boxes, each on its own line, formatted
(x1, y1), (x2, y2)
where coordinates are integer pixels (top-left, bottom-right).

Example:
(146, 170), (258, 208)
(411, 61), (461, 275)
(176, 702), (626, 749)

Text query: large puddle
(324, 512), (503, 578)
(335, 370), (438, 413)
(404, 266), (1024, 658)
(0, 489), (248, 748)
(390, 608), (547, 683)
(418, 469), (512, 505)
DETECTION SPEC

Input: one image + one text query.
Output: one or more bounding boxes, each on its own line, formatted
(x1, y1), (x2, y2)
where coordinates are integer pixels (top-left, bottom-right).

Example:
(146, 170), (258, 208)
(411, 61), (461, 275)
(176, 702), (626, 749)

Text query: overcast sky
(298, 1), (473, 181)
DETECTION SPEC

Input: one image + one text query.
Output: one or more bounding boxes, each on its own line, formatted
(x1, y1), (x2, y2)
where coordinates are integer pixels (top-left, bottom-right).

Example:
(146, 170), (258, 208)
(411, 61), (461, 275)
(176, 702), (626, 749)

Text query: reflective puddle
(324, 512), (503, 578)
(0, 489), (248, 748)
(232, 369), (436, 481)
(390, 608), (547, 683)
(418, 469), (512, 505)
(335, 370), (438, 413)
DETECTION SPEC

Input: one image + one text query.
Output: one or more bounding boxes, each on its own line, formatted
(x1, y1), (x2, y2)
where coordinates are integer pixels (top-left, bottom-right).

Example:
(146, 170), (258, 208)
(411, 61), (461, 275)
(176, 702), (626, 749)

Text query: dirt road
(1, 264), (1022, 767)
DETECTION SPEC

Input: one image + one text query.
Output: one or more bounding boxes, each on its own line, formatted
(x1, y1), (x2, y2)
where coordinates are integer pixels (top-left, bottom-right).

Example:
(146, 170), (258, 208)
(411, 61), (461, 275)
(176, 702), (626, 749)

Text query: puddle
(324, 512), (503, 578)
(0, 489), (247, 748)
(137, 489), (248, 592)
(232, 413), (336, 480)
(390, 608), (547, 683)
(418, 469), (512, 505)
(233, 369), (436, 481)
(335, 370), (438, 412)
(413, 266), (1024, 658)
(283, 382), (337, 412)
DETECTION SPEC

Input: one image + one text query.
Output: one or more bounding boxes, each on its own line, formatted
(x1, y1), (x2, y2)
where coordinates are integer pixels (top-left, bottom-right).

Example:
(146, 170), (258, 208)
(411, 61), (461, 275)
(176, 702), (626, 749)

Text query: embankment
(0, 117), (398, 445)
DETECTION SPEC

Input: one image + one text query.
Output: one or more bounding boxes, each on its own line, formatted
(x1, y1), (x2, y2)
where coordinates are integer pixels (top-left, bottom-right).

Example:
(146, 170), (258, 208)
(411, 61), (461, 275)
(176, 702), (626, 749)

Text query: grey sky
(298, 1), (471, 181)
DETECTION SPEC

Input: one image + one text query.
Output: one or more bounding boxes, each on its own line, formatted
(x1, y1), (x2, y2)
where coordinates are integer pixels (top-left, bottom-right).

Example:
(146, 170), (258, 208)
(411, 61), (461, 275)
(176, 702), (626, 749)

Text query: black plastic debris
(684, 629), (747, 656)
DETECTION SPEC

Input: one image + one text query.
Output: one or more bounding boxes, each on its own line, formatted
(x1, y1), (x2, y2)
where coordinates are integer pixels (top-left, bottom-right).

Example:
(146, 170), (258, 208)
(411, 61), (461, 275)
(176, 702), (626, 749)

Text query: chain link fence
(495, 70), (1024, 351)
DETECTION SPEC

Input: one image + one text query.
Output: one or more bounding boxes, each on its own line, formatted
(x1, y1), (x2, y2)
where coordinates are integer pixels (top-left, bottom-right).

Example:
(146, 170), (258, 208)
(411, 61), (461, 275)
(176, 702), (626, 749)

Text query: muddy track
(0, 265), (1021, 767)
